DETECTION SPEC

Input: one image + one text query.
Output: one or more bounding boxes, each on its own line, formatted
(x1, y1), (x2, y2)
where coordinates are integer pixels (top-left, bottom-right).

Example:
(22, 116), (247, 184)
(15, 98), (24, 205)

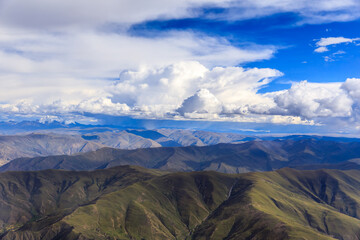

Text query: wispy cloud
(314, 36), (360, 53)
(202, 0), (360, 24)
(314, 46), (329, 53)
(1, 0), (359, 30)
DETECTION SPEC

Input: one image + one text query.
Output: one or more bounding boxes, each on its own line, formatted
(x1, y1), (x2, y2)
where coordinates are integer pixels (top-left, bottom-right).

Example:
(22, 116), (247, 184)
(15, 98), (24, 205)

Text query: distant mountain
(2, 123), (360, 168)
(0, 133), (104, 165)
(85, 129), (249, 148)
(0, 166), (360, 239)
(0, 120), (81, 134)
(0, 129), (250, 165)
(3, 139), (360, 173)
(262, 134), (360, 143)
(156, 129), (249, 146)
(82, 131), (162, 149)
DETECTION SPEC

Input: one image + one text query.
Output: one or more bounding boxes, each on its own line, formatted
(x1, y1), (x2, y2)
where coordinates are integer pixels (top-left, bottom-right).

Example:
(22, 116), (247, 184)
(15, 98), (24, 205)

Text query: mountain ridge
(3, 139), (360, 173)
(1, 167), (360, 239)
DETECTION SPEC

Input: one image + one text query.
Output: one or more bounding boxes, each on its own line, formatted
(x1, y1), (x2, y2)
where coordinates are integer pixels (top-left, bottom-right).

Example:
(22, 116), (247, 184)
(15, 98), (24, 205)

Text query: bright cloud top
(1, 61), (360, 129)
(106, 61), (283, 120)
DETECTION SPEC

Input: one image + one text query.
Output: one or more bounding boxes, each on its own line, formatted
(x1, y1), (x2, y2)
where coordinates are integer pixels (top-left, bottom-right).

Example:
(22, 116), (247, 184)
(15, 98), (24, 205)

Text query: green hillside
(1, 167), (360, 239)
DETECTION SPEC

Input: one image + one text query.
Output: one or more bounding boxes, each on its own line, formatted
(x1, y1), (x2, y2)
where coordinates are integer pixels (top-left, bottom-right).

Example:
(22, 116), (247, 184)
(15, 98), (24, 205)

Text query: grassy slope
(62, 171), (236, 240)
(0, 166), (164, 233)
(2, 168), (360, 240)
(193, 168), (360, 240)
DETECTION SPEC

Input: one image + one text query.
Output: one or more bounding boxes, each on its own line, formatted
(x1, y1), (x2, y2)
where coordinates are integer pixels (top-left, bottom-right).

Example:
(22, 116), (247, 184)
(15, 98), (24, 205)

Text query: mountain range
(2, 121), (360, 167)
(0, 166), (360, 239)
(1, 124), (360, 239)
(0, 129), (250, 165)
(2, 139), (360, 173)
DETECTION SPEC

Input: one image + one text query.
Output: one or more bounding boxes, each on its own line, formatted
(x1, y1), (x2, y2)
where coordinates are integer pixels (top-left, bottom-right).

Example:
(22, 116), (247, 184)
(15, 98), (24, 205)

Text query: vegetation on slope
(1, 167), (360, 239)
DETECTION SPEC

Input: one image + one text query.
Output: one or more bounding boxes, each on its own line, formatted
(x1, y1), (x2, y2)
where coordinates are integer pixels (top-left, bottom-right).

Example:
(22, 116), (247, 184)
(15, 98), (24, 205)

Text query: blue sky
(130, 13), (360, 91)
(0, 0), (360, 135)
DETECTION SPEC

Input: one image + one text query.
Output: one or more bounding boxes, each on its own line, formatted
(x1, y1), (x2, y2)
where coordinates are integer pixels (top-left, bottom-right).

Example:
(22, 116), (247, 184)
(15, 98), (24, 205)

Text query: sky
(0, 0), (360, 135)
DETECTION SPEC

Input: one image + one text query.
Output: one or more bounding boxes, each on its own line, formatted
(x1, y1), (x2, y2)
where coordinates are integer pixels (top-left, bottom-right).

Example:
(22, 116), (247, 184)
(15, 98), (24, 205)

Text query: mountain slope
(1, 167), (360, 239)
(0, 166), (164, 234)
(0, 129), (249, 166)
(3, 139), (360, 173)
(192, 168), (360, 240)
(82, 131), (162, 149)
(0, 133), (104, 165)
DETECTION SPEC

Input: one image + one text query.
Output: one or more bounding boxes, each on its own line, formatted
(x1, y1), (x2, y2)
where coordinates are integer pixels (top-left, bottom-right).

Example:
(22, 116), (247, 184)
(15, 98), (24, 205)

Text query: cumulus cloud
(0, 0), (359, 130)
(177, 89), (223, 117)
(0, 61), (285, 123)
(268, 81), (353, 119)
(108, 61), (282, 117)
(0, 0), (282, 108)
(0, 29), (276, 105)
(1, 61), (360, 128)
(342, 78), (360, 102)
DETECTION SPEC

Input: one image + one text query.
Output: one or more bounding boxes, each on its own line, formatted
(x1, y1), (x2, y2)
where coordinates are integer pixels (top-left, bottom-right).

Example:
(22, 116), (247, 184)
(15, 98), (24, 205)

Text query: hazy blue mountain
(3, 139), (360, 173)
(0, 128), (250, 165)
(0, 133), (104, 165)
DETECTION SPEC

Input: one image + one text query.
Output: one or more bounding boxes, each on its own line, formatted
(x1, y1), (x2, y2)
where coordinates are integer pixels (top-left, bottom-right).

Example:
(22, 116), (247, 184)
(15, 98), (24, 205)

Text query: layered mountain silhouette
(0, 133), (103, 165)
(0, 130), (250, 165)
(2, 125), (360, 168)
(1, 127), (360, 239)
(0, 166), (360, 239)
(2, 139), (360, 173)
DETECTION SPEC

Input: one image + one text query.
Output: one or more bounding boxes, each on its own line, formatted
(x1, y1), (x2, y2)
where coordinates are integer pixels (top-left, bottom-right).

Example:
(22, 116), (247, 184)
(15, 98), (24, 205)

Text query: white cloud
(314, 46), (329, 53)
(0, 61), (285, 123)
(341, 78), (360, 102)
(314, 37), (360, 53)
(268, 81), (353, 118)
(108, 61), (282, 116)
(0, 0), (358, 31)
(0, 30), (275, 105)
(314, 37), (359, 63)
(209, 0), (360, 24)
(177, 89), (223, 117)
(0, 0), (232, 30)
(0, 0), (359, 128)
(316, 37), (359, 47)
(1, 61), (360, 128)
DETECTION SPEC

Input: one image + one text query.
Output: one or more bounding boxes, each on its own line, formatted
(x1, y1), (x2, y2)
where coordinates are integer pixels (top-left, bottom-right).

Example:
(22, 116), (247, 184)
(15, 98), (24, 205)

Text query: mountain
(262, 134), (360, 143)
(82, 131), (162, 149)
(0, 165), (163, 237)
(0, 133), (104, 165)
(3, 121), (360, 168)
(155, 129), (249, 146)
(0, 121), (83, 134)
(1, 166), (360, 239)
(3, 139), (360, 173)
(84, 129), (249, 147)
(0, 129), (250, 165)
